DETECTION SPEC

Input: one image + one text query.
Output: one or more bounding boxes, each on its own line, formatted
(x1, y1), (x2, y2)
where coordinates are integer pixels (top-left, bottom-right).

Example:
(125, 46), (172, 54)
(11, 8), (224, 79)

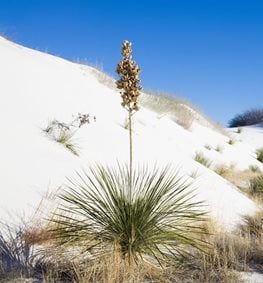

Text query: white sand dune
(0, 36), (261, 227)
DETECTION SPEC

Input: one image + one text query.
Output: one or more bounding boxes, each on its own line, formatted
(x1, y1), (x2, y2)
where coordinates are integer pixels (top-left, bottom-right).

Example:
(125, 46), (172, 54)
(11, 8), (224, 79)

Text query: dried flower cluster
(116, 40), (142, 113)
(74, 113), (96, 128)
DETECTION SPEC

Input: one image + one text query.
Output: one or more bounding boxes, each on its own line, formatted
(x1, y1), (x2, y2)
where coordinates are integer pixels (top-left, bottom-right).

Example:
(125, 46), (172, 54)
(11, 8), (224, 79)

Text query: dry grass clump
(204, 144), (212, 150)
(174, 213), (263, 282)
(170, 222), (242, 282)
(216, 168), (261, 192)
(249, 174), (263, 195)
(4, 210), (263, 282)
(42, 115), (95, 156)
(43, 120), (79, 156)
(89, 65), (117, 90)
(139, 91), (194, 129)
(140, 91), (228, 136)
(241, 209), (263, 240)
(194, 152), (212, 168)
(71, 248), (171, 283)
(214, 165), (233, 177)
(249, 164), (261, 173)
(215, 144), (224, 153)
(239, 209), (263, 271)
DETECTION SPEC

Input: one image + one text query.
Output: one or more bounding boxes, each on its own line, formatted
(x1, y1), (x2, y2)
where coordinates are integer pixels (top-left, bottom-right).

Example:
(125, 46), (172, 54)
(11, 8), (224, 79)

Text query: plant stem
(128, 109), (132, 196)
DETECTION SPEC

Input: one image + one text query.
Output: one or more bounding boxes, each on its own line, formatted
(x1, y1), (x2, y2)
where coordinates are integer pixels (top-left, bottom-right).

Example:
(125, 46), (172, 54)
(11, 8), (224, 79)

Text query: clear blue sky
(0, 0), (262, 126)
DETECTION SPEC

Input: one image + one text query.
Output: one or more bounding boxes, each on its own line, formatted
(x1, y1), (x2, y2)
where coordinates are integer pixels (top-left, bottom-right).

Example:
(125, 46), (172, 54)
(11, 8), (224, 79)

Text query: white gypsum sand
(0, 36), (261, 227)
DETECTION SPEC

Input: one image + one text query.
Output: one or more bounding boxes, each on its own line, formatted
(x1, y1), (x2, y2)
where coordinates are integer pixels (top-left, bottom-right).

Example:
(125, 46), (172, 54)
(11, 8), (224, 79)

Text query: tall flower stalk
(116, 41), (142, 190)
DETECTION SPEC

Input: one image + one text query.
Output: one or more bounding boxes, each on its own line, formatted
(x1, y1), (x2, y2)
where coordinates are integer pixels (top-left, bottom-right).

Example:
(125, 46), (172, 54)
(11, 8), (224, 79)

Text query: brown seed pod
(116, 40), (142, 113)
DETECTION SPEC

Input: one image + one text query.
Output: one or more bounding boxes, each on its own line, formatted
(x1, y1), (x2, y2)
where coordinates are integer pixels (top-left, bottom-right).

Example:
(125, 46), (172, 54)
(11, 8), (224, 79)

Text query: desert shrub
(249, 165), (260, 173)
(44, 125), (79, 156)
(214, 165), (231, 177)
(256, 148), (263, 163)
(173, 222), (248, 283)
(42, 115), (95, 156)
(177, 211), (263, 282)
(229, 108), (263, 127)
(239, 210), (263, 265)
(50, 165), (208, 274)
(237, 127), (242, 134)
(215, 145), (224, 153)
(241, 211), (263, 239)
(0, 224), (43, 281)
(249, 175), (263, 194)
(228, 139), (235, 145)
(204, 144), (212, 150)
(194, 152), (212, 168)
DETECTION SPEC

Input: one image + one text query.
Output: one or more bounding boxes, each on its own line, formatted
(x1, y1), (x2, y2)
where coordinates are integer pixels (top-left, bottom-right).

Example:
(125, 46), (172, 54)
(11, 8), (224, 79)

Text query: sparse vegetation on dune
(139, 91), (228, 136)
(3, 207), (263, 282)
(140, 91), (194, 129)
(42, 114), (96, 156)
(2, 39), (263, 282)
(213, 166), (262, 193)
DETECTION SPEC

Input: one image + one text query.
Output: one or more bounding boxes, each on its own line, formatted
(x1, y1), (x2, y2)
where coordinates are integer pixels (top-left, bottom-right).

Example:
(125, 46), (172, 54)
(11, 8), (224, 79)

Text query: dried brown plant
(116, 40), (142, 187)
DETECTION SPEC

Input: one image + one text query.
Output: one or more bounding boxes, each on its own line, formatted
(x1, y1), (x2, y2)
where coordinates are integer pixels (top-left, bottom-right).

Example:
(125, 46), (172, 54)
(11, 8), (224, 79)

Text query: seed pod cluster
(116, 40), (142, 113)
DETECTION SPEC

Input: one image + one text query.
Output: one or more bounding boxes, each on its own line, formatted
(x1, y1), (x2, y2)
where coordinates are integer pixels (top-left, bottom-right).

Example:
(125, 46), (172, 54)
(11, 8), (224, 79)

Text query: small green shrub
(237, 127), (242, 134)
(249, 175), (263, 194)
(215, 145), (223, 153)
(194, 152), (212, 168)
(249, 165), (260, 173)
(204, 144), (211, 150)
(228, 139), (235, 145)
(256, 148), (263, 163)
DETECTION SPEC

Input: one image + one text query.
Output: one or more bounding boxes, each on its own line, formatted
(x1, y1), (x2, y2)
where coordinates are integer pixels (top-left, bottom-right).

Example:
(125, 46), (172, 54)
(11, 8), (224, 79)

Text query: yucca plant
(49, 41), (209, 280)
(50, 165), (207, 268)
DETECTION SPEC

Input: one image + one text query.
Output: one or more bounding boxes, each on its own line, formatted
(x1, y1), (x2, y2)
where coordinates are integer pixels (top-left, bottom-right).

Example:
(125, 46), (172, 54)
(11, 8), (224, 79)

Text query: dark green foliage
(256, 148), (263, 163)
(50, 165), (208, 266)
(229, 108), (263, 127)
